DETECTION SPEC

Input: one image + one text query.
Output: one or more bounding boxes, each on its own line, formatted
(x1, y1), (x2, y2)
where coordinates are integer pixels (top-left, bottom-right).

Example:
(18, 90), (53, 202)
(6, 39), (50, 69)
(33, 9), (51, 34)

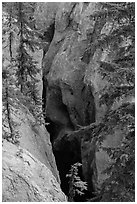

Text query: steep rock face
(39, 2), (127, 197)
(40, 2), (105, 196)
(3, 105), (60, 183)
(2, 140), (67, 202)
(3, 3), (67, 200)
(39, 3), (101, 195)
(2, 103), (67, 201)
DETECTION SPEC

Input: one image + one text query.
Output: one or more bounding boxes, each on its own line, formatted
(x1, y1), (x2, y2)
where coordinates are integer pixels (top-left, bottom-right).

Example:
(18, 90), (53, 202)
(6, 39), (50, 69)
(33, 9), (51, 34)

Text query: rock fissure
(41, 3), (98, 200)
(43, 92), (96, 201)
(42, 75), (96, 201)
(3, 2), (134, 202)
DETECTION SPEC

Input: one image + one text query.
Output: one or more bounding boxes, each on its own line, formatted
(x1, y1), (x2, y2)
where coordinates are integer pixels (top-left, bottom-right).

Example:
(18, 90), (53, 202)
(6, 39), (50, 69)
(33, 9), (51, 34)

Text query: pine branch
(66, 122), (104, 140)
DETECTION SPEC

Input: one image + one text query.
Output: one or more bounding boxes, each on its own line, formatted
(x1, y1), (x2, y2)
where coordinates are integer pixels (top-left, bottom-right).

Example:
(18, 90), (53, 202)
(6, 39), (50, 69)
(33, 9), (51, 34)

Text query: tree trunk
(5, 79), (14, 138)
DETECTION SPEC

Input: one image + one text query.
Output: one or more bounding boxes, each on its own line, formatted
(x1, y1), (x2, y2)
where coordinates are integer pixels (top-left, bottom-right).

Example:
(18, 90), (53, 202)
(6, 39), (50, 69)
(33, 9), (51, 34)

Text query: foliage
(98, 6), (135, 202)
(14, 3), (44, 124)
(2, 58), (21, 144)
(68, 2), (135, 202)
(2, 2), (135, 201)
(92, 2), (135, 201)
(66, 162), (87, 201)
(2, 7), (21, 144)
(3, 2), (41, 102)
(2, 3), (44, 144)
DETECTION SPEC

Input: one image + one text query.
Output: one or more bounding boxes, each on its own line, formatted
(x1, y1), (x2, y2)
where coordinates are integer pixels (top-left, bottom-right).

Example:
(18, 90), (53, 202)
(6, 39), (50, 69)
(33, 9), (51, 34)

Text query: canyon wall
(2, 103), (67, 201)
(3, 2), (134, 202)
(36, 2), (127, 197)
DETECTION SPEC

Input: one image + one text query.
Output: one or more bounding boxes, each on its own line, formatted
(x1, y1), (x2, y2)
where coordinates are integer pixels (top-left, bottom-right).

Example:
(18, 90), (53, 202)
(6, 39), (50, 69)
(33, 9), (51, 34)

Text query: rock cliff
(2, 102), (67, 201)
(36, 2), (132, 199)
(2, 2), (134, 202)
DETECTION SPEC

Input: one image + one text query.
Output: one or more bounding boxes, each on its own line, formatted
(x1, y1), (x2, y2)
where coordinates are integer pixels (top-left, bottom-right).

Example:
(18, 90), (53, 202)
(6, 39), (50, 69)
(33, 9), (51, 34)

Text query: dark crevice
(42, 23), (55, 57)
(41, 23), (96, 199)
(39, 22), (55, 43)
(44, 114), (96, 200)
(53, 140), (81, 197)
(43, 23), (55, 43)
(42, 77), (47, 119)
(42, 83), (96, 201)
(42, 21), (56, 117)
(45, 118), (96, 201)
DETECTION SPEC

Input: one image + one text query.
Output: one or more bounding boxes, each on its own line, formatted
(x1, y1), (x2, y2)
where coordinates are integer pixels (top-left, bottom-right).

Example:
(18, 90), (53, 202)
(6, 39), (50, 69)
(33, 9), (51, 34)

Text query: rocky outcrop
(2, 140), (67, 202)
(3, 104), (60, 183)
(38, 2), (105, 196)
(36, 2), (133, 199)
(2, 2), (134, 202)
(2, 100), (67, 201)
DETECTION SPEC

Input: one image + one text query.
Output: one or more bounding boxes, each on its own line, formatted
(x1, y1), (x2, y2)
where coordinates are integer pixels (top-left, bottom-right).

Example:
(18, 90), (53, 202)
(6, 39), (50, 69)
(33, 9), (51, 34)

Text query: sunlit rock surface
(2, 140), (67, 202)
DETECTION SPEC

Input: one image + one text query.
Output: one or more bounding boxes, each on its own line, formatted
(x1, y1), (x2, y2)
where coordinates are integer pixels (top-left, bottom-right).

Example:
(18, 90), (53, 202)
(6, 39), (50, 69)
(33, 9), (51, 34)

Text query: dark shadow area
(43, 23), (55, 43)
(42, 75), (96, 202)
(45, 119), (96, 201)
(53, 140), (82, 199)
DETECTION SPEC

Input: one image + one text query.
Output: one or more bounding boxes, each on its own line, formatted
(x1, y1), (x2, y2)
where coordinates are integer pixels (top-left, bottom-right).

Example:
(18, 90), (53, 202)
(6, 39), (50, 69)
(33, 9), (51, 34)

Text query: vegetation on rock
(2, 2), (135, 202)
(66, 162), (87, 201)
(71, 2), (135, 202)
(2, 2), (44, 143)
(97, 3), (135, 201)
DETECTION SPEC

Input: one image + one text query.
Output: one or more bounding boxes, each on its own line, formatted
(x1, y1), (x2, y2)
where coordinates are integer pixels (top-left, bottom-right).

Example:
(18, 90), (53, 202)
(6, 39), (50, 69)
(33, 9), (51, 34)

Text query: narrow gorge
(2, 2), (135, 202)
(40, 3), (98, 200)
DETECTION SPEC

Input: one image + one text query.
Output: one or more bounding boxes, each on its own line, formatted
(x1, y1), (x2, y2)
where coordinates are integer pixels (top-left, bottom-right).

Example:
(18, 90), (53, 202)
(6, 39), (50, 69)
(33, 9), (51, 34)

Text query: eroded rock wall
(38, 2), (105, 196)
(37, 2), (127, 197)
(3, 104), (60, 182)
(2, 99), (66, 201)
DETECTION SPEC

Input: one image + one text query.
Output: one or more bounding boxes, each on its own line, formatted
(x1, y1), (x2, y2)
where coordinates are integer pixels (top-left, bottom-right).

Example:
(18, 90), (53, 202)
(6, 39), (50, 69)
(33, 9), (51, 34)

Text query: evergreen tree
(66, 163), (87, 201)
(2, 60), (21, 144)
(2, 8), (20, 143)
(14, 3), (39, 95)
(68, 2), (135, 201)
(2, 2), (44, 146)
(2, 3), (44, 124)
(3, 2), (40, 100)
(96, 3), (135, 201)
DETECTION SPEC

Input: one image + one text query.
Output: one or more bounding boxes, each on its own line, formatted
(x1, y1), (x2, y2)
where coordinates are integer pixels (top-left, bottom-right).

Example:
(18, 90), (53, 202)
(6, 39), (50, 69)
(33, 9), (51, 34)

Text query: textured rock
(40, 2), (131, 196)
(41, 2), (101, 194)
(2, 140), (67, 202)
(4, 105), (60, 183)
(35, 2), (59, 32)
(3, 4), (65, 201)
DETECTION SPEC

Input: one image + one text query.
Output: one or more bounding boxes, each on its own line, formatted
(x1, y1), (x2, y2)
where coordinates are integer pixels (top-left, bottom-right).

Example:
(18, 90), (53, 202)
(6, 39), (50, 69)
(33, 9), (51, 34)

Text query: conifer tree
(3, 3), (44, 124)
(2, 6), (20, 143)
(96, 3), (135, 201)
(2, 2), (44, 145)
(68, 2), (135, 201)
(66, 163), (87, 201)
(15, 3), (39, 95)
